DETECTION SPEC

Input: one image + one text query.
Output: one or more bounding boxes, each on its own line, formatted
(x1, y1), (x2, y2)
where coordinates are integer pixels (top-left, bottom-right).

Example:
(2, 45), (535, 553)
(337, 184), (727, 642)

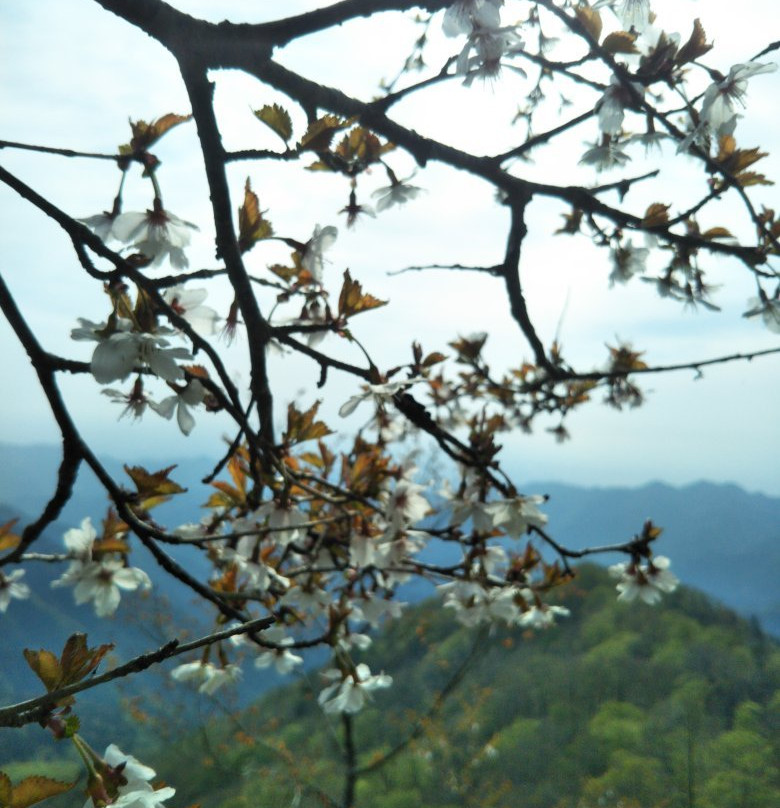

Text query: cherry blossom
(372, 173), (423, 211)
(456, 21), (524, 86)
(610, 240), (649, 285)
(111, 204), (198, 269)
(580, 139), (631, 171)
(51, 518), (151, 617)
(339, 377), (422, 417)
(0, 569), (30, 613)
(609, 555), (679, 604)
(162, 285), (220, 336)
(597, 77), (643, 137)
(52, 557), (151, 617)
(252, 627), (304, 675)
(89, 743), (176, 808)
(80, 211), (119, 241)
(301, 224), (338, 282)
(93, 332), (191, 385)
(743, 291), (780, 333)
(149, 379), (207, 435)
(594, 0), (651, 33)
(700, 62), (777, 136)
(170, 661), (242, 694)
(442, 0), (503, 38)
(318, 663), (392, 714)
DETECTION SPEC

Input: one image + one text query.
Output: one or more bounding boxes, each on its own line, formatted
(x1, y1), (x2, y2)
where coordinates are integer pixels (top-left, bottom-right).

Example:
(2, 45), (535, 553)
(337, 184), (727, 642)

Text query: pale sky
(1, 1), (778, 496)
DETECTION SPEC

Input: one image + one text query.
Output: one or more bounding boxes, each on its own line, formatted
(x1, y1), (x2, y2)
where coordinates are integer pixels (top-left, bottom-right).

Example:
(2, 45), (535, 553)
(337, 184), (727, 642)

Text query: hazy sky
(1, 0), (778, 496)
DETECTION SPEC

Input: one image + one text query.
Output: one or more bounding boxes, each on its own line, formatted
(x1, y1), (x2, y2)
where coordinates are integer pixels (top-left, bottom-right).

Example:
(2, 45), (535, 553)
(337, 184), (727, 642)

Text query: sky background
(1, 0), (779, 496)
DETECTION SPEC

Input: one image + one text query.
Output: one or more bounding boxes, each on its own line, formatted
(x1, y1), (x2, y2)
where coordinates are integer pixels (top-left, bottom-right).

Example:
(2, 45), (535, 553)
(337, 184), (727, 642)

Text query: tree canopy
(0, 2), (777, 806)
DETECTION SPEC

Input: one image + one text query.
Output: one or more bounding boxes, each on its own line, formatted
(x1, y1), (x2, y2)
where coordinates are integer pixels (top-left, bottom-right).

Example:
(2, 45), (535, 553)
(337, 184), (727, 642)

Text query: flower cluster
(82, 202), (198, 269)
(443, 0), (524, 85)
(318, 663), (392, 714)
(85, 744), (175, 808)
(51, 518), (151, 617)
(0, 569), (30, 612)
(609, 555), (679, 604)
(169, 660), (242, 695)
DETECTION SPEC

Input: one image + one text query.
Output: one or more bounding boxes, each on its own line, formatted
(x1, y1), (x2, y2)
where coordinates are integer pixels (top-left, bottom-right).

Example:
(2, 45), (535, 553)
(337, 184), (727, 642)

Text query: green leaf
(253, 104), (293, 143)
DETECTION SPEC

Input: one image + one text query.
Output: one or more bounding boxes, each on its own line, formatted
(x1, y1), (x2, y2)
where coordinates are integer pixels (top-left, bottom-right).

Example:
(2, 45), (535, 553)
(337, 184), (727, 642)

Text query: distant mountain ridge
(1, 442), (778, 635)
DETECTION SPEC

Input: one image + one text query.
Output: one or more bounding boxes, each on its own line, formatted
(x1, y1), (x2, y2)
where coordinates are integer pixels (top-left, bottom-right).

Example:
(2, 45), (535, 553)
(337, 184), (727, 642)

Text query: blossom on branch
(318, 663), (392, 714)
(372, 173), (423, 211)
(90, 743), (176, 808)
(51, 517), (151, 617)
(170, 661), (242, 695)
(149, 378), (207, 435)
(72, 319), (192, 385)
(0, 569), (30, 613)
(609, 555), (679, 604)
(161, 285), (220, 336)
(301, 224), (338, 282)
(111, 203), (198, 269)
(743, 291), (780, 333)
(442, 0), (503, 38)
(339, 377), (422, 417)
(700, 62), (777, 136)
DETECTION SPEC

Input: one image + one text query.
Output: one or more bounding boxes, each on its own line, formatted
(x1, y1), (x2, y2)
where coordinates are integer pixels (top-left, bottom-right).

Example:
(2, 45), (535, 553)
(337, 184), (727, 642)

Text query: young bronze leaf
(7, 776), (75, 808)
(338, 270), (387, 319)
(253, 103), (293, 143)
(284, 401), (334, 446)
(701, 226), (733, 240)
(128, 113), (191, 152)
(602, 31), (638, 55)
(641, 203), (671, 228)
(124, 464), (185, 510)
(299, 115), (352, 153)
(59, 633), (113, 686)
(574, 5), (602, 43)
(675, 19), (712, 66)
(23, 648), (62, 692)
(0, 518), (20, 552)
(238, 178), (273, 254)
(735, 171), (773, 188)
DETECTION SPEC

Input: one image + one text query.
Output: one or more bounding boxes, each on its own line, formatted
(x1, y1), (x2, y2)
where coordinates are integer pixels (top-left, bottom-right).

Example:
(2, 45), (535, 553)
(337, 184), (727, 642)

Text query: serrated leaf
(338, 270), (388, 319)
(641, 203), (671, 228)
(335, 127), (383, 166)
(9, 776), (75, 808)
(59, 633), (113, 687)
(124, 465), (185, 507)
(23, 649), (62, 692)
(253, 104), (293, 143)
(299, 115), (352, 152)
(127, 113), (191, 153)
(574, 5), (602, 43)
(675, 19), (712, 66)
(238, 178), (274, 254)
(283, 401), (334, 446)
(602, 31), (638, 55)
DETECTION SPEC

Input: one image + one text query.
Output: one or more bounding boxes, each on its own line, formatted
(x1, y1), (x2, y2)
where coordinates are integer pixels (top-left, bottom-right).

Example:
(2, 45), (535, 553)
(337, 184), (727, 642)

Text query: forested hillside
(142, 565), (779, 808)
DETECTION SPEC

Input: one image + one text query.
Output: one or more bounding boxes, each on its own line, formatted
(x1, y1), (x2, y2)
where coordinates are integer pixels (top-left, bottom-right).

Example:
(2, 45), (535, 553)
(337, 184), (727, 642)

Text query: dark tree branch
(0, 616), (274, 729)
